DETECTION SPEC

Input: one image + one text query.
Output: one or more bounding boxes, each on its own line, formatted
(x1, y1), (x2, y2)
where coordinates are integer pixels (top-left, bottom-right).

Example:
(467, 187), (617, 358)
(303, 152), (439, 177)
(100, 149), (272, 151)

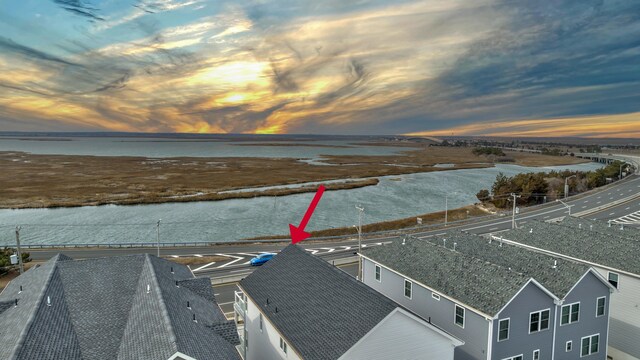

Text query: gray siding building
(500, 218), (640, 360)
(235, 244), (462, 360)
(361, 232), (614, 360)
(0, 253), (240, 360)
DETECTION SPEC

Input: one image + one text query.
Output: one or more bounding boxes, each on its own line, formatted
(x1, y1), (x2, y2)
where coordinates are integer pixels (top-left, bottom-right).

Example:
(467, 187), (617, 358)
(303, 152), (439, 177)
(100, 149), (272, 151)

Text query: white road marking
(170, 255), (179, 258)
(320, 247), (335, 253)
(194, 254), (203, 258)
(489, 227), (499, 231)
(305, 249), (319, 254)
(216, 254), (244, 268)
(238, 253), (259, 257)
(341, 246), (352, 250)
(192, 262), (216, 272)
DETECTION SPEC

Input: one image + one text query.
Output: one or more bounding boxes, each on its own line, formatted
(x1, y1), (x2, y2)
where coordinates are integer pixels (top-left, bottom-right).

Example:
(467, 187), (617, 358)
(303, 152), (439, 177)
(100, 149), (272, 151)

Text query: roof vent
(402, 237), (406, 245)
(529, 228), (533, 233)
(552, 260), (558, 270)
(443, 239), (447, 248)
(578, 223), (582, 229)
(187, 301), (191, 310)
(453, 242), (457, 251)
(14, 299), (18, 307)
(266, 298), (269, 305)
(590, 225), (593, 231)
(620, 224), (625, 230)
(499, 237), (503, 247)
(193, 314), (197, 323)
(170, 266), (174, 274)
(47, 296), (51, 307)
(146, 284), (150, 294)
(19, 285), (22, 294)
(608, 221), (612, 227)
(176, 281), (179, 287)
(275, 306), (278, 313)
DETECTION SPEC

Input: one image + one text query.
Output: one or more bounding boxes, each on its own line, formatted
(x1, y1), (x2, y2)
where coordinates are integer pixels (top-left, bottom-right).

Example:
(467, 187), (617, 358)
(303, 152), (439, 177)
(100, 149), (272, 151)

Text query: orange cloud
(405, 113), (640, 138)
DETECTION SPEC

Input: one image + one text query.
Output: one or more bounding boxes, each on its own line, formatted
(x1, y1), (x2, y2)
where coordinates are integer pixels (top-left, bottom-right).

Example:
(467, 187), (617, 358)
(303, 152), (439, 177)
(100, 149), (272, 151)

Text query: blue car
(250, 253), (276, 266)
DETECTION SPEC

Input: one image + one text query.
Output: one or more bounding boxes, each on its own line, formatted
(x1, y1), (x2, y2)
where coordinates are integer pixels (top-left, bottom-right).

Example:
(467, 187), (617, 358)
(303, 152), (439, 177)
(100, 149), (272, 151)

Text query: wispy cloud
(0, 0), (639, 136)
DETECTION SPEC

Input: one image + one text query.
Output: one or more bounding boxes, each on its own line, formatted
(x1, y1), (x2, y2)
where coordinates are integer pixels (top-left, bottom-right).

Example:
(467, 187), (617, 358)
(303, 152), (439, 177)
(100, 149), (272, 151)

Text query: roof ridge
(9, 254), (65, 360)
(143, 254), (179, 352)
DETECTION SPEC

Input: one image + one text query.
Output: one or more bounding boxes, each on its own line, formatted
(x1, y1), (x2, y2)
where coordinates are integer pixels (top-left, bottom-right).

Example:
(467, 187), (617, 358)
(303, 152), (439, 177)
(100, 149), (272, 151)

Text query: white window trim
(455, 304), (465, 329)
(375, 264), (381, 282)
(497, 318), (510, 342)
(608, 271), (619, 289)
(279, 337), (288, 354)
(596, 296), (606, 317)
(529, 308), (551, 333)
(501, 355), (523, 360)
(533, 349), (540, 360)
(580, 333), (600, 357)
(404, 279), (412, 299)
(431, 292), (440, 301)
(566, 340), (572, 352)
(560, 302), (580, 326)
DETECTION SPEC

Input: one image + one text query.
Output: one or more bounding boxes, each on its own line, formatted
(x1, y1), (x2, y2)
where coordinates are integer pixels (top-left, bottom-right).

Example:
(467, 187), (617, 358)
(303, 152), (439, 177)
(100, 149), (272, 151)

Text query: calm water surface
(0, 162), (602, 246)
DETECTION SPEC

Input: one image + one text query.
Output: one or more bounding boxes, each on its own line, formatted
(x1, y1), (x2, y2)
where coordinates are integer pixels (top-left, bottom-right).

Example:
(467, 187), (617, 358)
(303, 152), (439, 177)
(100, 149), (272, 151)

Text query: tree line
(476, 161), (631, 209)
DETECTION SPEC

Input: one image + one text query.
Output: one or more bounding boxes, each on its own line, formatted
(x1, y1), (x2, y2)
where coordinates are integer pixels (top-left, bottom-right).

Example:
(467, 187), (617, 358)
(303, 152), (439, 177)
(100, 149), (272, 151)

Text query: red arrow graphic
(289, 185), (326, 244)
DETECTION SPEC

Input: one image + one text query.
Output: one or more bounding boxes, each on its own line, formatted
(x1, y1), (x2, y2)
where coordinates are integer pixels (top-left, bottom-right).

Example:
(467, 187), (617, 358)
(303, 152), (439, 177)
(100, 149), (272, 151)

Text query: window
(533, 350), (540, 360)
(498, 318), (510, 341)
(404, 279), (412, 299)
(432, 292), (440, 301)
(279, 337), (288, 354)
(608, 272), (619, 289)
(259, 313), (263, 332)
(529, 309), (550, 333)
(375, 265), (381, 282)
(596, 297), (606, 317)
(455, 305), (465, 328)
(561, 302), (580, 325)
(502, 356), (523, 360)
(581, 334), (599, 357)
(566, 341), (572, 352)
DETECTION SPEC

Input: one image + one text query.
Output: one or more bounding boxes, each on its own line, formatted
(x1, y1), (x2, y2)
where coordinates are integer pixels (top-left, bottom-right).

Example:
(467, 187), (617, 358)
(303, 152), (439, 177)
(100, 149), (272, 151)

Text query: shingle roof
(362, 237), (531, 316)
(0, 254), (240, 360)
(428, 232), (591, 299)
(503, 220), (640, 275)
(554, 216), (640, 241)
(239, 244), (400, 360)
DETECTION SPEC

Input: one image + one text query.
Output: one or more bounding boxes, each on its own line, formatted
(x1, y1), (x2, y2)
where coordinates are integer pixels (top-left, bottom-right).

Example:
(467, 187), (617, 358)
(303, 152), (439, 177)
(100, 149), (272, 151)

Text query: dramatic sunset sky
(0, 0), (639, 136)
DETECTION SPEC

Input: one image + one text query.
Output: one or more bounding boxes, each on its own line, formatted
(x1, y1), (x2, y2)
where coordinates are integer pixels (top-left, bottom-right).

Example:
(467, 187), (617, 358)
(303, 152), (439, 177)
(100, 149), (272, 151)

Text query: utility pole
(355, 205), (364, 280)
(156, 219), (161, 258)
(15, 225), (24, 274)
(510, 193), (521, 229)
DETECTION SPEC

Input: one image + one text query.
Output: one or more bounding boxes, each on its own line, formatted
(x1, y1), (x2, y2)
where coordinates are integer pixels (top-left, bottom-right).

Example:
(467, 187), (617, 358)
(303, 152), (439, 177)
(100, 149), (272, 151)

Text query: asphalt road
(21, 174), (640, 317)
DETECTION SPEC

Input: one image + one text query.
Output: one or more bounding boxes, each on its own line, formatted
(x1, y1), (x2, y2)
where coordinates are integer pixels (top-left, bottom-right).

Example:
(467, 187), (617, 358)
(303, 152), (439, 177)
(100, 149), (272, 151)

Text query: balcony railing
(234, 291), (247, 319)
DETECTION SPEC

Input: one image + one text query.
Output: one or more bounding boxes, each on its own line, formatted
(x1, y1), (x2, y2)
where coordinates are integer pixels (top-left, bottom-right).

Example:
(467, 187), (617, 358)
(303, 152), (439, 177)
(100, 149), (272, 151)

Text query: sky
(0, 0), (639, 137)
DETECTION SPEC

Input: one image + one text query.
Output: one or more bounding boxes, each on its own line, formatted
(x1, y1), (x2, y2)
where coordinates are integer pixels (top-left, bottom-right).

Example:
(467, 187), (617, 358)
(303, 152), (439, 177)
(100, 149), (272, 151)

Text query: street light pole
(445, 194), (448, 226)
(509, 193), (521, 229)
(564, 175), (577, 199)
(15, 225), (24, 274)
(156, 219), (161, 258)
(556, 199), (575, 216)
(355, 205), (364, 280)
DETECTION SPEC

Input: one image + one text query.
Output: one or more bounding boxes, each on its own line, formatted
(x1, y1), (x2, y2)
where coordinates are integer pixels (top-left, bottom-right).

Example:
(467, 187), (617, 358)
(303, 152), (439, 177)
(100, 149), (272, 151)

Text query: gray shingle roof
(362, 237), (531, 316)
(554, 216), (640, 241)
(0, 253), (240, 360)
(428, 232), (591, 299)
(503, 220), (640, 275)
(239, 244), (400, 360)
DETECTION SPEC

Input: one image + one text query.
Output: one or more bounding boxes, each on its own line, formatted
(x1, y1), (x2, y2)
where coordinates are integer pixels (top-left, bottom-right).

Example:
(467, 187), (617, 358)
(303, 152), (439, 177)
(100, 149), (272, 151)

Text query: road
(24, 174), (640, 312)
